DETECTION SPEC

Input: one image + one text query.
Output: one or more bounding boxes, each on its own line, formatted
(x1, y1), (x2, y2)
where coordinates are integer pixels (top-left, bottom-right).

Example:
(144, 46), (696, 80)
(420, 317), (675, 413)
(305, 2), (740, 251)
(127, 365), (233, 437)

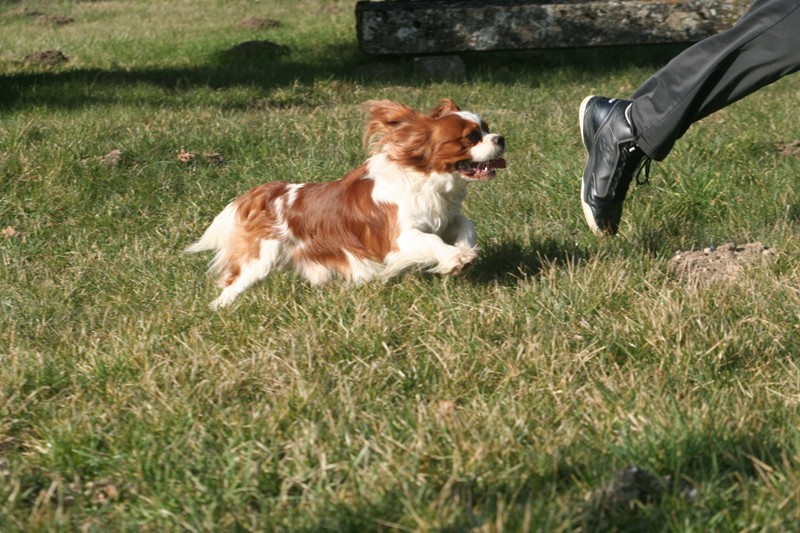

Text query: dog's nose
(493, 135), (505, 149)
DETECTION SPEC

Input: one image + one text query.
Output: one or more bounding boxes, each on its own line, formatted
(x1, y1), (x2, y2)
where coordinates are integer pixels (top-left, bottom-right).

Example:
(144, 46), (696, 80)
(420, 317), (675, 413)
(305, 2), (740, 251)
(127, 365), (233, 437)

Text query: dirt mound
(23, 9), (74, 25)
(668, 242), (776, 283)
(22, 50), (69, 66)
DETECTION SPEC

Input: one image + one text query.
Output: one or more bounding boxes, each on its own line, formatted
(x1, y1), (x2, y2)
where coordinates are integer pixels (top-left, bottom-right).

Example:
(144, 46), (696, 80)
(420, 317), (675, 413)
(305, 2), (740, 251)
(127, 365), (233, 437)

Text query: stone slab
(356, 0), (750, 55)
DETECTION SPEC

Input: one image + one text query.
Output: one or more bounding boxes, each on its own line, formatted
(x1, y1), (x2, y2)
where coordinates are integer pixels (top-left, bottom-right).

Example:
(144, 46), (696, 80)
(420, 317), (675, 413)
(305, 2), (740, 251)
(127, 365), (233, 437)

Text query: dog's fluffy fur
(187, 99), (506, 308)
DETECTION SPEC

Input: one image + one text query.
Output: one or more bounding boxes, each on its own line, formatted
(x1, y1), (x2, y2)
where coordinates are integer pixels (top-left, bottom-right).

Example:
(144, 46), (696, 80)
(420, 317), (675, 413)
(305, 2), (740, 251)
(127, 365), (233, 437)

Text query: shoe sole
(578, 95), (605, 236)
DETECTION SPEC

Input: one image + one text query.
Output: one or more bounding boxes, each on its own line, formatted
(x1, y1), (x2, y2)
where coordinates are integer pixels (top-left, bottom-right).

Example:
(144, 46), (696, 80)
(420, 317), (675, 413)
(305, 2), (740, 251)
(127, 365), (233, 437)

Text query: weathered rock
(356, 0), (749, 55)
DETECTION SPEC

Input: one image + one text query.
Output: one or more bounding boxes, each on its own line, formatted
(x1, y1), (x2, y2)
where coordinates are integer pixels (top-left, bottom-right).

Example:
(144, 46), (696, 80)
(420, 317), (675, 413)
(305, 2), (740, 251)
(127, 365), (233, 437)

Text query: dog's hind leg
(211, 239), (285, 309)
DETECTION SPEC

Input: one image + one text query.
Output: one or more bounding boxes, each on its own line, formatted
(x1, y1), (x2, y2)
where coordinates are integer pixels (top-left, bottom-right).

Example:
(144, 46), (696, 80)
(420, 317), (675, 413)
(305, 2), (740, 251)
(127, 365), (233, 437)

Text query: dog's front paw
(439, 246), (478, 275)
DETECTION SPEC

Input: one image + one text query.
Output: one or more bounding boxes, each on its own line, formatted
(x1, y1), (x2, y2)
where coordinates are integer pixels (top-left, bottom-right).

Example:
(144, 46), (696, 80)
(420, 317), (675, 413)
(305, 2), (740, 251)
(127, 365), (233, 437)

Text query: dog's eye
(466, 130), (481, 144)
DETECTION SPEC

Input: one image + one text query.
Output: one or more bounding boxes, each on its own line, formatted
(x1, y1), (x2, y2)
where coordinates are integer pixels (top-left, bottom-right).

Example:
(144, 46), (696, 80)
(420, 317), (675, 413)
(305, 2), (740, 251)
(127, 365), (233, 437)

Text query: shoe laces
(635, 156), (652, 186)
(623, 103), (651, 186)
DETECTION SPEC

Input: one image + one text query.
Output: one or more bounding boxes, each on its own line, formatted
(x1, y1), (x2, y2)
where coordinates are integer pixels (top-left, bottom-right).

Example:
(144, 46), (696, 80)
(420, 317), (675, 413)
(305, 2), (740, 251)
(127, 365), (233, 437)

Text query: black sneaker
(579, 95), (650, 236)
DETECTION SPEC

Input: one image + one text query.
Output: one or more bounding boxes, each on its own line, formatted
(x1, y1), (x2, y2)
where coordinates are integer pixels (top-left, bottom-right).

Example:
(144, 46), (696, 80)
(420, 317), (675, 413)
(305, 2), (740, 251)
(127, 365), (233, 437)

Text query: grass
(2, 0), (800, 531)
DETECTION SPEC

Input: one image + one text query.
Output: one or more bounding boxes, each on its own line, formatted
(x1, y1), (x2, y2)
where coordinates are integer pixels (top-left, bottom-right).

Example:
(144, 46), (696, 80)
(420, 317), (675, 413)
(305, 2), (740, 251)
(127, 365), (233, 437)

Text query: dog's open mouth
(457, 158), (507, 181)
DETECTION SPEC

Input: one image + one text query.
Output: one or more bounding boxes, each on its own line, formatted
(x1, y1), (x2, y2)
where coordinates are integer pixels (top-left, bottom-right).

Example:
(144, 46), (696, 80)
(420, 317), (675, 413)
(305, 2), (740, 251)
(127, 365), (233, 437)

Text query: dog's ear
(364, 100), (419, 128)
(428, 99), (461, 119)
(363, 100), (421, 153)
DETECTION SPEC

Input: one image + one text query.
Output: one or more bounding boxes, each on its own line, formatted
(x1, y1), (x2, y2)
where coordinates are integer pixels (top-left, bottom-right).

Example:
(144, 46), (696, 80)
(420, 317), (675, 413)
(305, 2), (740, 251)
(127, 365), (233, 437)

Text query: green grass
(2, 0), (800, 531)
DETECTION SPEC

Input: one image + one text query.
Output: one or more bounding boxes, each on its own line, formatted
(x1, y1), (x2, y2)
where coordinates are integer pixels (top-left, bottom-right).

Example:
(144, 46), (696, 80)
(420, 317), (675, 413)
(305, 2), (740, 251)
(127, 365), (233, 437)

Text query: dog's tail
(185, 203), (239, 274)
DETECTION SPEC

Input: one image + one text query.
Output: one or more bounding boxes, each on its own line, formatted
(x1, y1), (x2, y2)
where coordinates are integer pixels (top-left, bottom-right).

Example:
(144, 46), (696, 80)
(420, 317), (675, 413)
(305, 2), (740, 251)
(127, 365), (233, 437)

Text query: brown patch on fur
(221, 166), (398, 283)
(285, 165), (398, 275)
(223, 264), (241, 287)
(427, 114), (483, 173)
(215, 182), (288, 283)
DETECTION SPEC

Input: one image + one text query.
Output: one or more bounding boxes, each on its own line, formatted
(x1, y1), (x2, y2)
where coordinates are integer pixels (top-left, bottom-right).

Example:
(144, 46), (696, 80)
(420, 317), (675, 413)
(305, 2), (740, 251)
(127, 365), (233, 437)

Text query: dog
(186, 99), (506, 308)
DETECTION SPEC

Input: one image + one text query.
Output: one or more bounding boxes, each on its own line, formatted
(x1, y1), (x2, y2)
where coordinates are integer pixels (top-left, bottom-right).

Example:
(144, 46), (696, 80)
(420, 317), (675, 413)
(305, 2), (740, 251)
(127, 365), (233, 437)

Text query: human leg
(580, 0), (800, 235)
(632, 0), (800, 161)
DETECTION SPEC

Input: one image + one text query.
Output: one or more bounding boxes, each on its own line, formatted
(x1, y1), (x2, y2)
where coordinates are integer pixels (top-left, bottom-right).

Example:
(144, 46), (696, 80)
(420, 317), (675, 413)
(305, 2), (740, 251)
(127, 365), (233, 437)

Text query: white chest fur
(368, 153), (467, 235)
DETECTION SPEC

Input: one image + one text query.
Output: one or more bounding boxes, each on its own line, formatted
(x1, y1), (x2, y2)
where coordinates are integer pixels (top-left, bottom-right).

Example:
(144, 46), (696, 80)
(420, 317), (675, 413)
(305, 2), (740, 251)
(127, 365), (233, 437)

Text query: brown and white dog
(186, 99), (506, 308)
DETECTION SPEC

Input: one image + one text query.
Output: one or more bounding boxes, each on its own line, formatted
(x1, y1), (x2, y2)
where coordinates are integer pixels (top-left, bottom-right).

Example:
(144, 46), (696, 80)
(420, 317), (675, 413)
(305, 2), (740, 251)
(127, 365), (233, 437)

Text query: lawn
(1, 1), (799, 531)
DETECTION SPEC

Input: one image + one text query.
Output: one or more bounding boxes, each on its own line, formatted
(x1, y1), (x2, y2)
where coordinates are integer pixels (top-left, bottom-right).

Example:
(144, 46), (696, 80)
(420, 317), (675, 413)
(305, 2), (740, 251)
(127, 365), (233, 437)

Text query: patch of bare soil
(238, 16), (280, 29)
(22, 50), (69, 66)
(668, 242), (776, 283)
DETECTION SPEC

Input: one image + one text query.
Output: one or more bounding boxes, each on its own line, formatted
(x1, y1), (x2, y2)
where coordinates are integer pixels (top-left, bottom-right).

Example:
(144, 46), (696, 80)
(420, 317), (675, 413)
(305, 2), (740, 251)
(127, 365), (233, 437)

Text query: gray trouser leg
(630, 0), (800, 161)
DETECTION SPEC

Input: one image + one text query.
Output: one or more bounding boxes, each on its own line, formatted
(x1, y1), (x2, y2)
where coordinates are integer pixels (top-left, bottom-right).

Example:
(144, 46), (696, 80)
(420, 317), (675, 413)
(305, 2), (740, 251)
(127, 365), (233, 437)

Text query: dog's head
(364, 99), (506, 181)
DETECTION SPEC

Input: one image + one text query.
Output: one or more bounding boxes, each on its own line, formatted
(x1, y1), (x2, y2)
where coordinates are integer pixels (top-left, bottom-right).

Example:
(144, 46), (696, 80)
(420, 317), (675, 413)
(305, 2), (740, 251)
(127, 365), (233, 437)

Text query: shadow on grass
(0, 41), (690, 110)
(469, 237), (588, 285)
(298, 425), (789, 532)
(579, 424), (791, 532)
